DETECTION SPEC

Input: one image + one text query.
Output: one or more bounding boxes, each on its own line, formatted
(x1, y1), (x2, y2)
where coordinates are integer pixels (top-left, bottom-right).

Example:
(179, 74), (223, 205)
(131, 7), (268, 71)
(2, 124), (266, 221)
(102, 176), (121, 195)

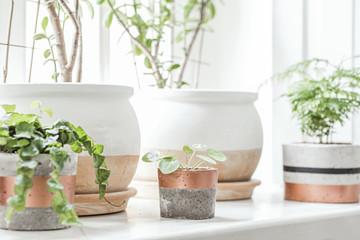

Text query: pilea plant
(142, 144), (226, 174)
(0, 102), (111, 226)
(274, 58), (360, 143)
(99, 0), (217, 88)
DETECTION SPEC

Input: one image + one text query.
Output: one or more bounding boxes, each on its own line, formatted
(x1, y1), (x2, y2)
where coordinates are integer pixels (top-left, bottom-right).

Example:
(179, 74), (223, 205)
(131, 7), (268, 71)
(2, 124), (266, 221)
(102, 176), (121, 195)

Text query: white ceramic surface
(132, 89), (263, 183)
(0, 83), (140, 156)
(1, 187), (360, 239)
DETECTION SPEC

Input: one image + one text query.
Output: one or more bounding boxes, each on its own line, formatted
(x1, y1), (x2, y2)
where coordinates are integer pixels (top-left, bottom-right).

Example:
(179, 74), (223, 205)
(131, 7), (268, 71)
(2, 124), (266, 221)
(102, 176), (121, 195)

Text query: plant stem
(75, 0), (82, 83)
(3, 0), (15, 83)
(186, 149), (196, 168)
(193, 29), (205, 88)
(176, 0), (208, 88)
(191, 160), (204, 170)
(28, 0), (41, 83)
(46, 37), (58, 82)
(169, 0), (176, 88)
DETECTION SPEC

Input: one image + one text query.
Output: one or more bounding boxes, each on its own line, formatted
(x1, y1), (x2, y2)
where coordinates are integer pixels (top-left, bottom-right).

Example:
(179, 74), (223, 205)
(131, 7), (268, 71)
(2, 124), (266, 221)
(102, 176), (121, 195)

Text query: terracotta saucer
(74, 187), (137, 216)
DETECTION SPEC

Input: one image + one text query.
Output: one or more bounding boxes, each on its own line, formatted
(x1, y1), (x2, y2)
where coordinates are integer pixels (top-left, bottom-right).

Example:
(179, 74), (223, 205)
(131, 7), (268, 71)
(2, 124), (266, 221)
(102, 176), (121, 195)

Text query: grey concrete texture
(159, 187), (216, 220)
(0, 206), (65, 231)
(0, 153), (78, 176)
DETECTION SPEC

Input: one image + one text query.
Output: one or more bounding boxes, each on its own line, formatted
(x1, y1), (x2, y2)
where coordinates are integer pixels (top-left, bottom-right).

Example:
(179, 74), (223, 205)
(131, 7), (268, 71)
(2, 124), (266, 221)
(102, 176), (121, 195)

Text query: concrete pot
(283, 143), (360, 203)
(132, 90), (263, 200)
(0, 84), (141, 198)
(158, 168), (218, 220)
(0, 153), (77, 230)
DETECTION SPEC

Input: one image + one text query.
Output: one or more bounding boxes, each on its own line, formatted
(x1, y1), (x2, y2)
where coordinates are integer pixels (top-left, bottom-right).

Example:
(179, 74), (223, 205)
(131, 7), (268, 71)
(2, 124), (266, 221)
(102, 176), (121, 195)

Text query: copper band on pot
(0, 176), (76, 207)
(158, 168), (218, 189)
(285, 182), (360, 203)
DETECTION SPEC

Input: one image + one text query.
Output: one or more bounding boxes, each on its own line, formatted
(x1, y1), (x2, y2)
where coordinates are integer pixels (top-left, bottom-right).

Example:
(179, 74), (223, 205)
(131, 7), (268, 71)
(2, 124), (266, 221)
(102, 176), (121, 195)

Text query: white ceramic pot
(283, 143), (360, 203)
(0, 83), (141, 195)
(132, 90), (263, 199)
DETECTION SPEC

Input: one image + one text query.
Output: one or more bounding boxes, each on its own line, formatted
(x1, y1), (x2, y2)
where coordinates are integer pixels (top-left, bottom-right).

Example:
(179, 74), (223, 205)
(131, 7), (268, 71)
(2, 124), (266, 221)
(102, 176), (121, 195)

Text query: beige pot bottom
(131, 179), (261, 201)
(74, 187), (137, 216)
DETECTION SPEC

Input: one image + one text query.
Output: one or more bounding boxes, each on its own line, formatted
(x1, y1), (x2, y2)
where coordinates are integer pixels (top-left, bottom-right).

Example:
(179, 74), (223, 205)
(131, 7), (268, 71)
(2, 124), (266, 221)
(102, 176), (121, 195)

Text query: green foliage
(274, 58), (360, 143)
(142, 144), (226, 174)
(98, 0), (217, 88)
(0, 101), (110, 227)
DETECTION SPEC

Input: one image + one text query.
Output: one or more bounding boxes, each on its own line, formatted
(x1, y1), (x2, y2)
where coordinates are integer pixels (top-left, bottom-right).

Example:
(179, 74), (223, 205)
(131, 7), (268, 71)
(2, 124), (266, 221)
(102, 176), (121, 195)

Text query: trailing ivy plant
(142, 144), (226, 174)
(99, 0), (217, 88)
(273, 58), (360, 143)
(0, 102), (111, 226)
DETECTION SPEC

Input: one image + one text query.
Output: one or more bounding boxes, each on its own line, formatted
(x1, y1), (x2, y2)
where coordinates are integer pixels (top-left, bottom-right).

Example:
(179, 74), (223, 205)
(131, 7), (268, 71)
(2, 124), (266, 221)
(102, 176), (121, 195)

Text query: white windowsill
(2, 186), (360, 240)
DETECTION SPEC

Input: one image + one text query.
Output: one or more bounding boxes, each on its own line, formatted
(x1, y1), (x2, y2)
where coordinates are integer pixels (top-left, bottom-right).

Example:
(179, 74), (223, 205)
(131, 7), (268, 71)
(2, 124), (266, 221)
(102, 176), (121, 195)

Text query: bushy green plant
(142, 144), (226, 174)
(274, 58), (360, 143)
(0, 102), (111, 226)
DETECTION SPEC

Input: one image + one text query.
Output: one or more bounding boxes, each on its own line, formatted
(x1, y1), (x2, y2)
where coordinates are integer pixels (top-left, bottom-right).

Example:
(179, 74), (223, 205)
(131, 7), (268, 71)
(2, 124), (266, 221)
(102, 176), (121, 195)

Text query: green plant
(98, 0), (217, 88)
(142, 144), (226, 174)
(0, 101), (111, 226)
(274, 58), (360, 143)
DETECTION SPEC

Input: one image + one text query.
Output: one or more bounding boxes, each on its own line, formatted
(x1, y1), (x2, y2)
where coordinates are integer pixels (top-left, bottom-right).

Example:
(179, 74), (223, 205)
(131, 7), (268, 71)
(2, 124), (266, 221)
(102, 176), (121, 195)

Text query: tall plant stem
(108, 0), (164, 87)
(193, 29), (205, 89)
(169, 0), (176, 88)
(75, 0), (82, 83)
(28, 0), (41, 83)
(176, 0), (208, 88)
(3, 0), (15, 83)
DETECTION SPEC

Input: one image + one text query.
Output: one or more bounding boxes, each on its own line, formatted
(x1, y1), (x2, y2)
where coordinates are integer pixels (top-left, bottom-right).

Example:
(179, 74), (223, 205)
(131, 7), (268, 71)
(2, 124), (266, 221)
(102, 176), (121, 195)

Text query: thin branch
(193, 29), (205, 89)
(169, 0), (176, 88)
(109, 0), (164, 87)
(59, 0), (79, 72)
(176, 0), (209, 88)
(28, 0), (41, 83)
(4, 0), (15, 83)
(0, 43), (38, 49)
(75, 0), (82, 83)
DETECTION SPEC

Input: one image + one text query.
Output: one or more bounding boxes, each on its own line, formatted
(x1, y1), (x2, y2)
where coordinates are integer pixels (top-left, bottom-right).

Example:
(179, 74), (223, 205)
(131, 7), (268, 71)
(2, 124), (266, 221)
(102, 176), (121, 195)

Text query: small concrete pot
(283, 143), (360, 203)
(158, 168), (218, 220)
(0, 153), (77, 230)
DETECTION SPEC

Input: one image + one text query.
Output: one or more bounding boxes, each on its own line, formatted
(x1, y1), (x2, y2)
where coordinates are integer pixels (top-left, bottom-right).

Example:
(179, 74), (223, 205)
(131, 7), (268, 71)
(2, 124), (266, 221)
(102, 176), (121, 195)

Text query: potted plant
(1, 0), (140, 215)
(100, 0), (263, 200)
(142, 144), (226, 219)
(276, 58), (360, 203)
(0, 102), (110, 230)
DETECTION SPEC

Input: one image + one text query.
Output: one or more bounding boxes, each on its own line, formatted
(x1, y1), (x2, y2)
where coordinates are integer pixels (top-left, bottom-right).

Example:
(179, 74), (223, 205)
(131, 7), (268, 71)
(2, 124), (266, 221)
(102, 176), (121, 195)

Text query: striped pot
(283, 143), (360, 203)
(0, 153), (77, 230)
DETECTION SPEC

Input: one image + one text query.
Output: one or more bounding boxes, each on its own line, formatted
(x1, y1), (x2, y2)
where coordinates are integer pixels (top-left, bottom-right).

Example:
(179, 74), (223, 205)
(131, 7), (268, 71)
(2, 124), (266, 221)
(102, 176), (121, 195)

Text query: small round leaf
(196, 155), (216, 165)
(142, 151), (160, 162)
(192, 144), (207, 149)
(159, 157), (180, 174)
(182, 145), (193, 154)
(207, 149), (227, 162)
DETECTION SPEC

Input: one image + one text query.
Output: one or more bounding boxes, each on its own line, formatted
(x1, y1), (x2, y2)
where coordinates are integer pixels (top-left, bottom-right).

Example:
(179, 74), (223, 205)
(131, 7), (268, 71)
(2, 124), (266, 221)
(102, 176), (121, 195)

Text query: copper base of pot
(285, 182), (360, 203)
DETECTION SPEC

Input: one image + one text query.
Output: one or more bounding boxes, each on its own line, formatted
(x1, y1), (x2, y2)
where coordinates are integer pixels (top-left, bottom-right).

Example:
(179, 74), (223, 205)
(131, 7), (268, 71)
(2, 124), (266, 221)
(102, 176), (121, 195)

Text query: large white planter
(0, 83), (140, 214)
(283, 143), (360, 203)
(132, 89), (263, 200)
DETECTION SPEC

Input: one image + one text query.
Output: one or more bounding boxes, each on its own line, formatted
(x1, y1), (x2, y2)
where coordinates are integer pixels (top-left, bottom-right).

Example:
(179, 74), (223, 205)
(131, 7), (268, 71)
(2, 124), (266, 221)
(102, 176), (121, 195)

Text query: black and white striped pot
(283, 143), (360, 203)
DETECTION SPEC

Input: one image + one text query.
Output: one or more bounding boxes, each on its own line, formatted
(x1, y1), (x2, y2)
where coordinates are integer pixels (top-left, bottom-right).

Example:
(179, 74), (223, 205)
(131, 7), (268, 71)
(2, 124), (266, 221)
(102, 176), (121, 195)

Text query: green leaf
(18, 160), (38, 169)
(192, 144), (207, 150)
(33, 33), (47, 40)
(76, 126), (88, 141)
(159, 157), (180, 174)
(108, 0), (116, 7)
(7, 195), (25, 211)
(49, 147), (69, 172)
(15, 174), (33, 189)
(182, 145), (193, 154)
(70, 141), (82, 153)
(169, 64), (180, 72)
(31, 100), (42, 109)
(196, 155), (216, 165)
(97, 0), (105, 4)
(96, 169), (111, 183)
(133, 44), (142, 56)
(1, 104), (16, 114)
(93, 155), (105, 168)
(81, 0), (95, 19)
(144, 57), (152, 69)
(20, 143), (40, 158)
(14, 122), (35, 139)
(99, 184), (106, 199)
(104, 11), (114, 28)
(44, 49), (51, 58)
(42, 107), (53, 117)
(142, 151), (160, 162)
(47, 178), (64, 191)
(94, 144), (104, 154)
(5, 207), (15, 224)
(17, 139), (30, 147)
(0, 137), (7, 146)
(207, 149), (227, 162)
(0, 129), (9, 137)
(41, 16), (49, 31)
